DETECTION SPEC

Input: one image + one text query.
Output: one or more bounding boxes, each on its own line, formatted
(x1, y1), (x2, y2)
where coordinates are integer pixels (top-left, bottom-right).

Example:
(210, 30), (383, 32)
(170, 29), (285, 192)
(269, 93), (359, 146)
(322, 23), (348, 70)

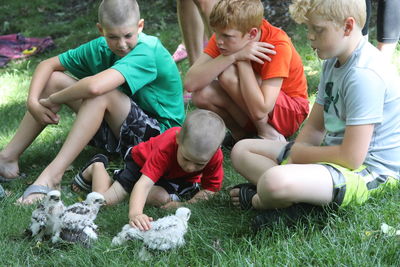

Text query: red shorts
(245, 91), (309, 138)
(268, 91), (309, 137)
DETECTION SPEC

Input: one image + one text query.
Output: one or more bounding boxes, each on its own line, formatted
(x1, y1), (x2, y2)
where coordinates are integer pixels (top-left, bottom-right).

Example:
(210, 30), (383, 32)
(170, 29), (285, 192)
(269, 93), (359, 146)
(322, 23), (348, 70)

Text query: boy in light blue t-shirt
(229, 0), (400, 231)
(0, 0), (184, 204)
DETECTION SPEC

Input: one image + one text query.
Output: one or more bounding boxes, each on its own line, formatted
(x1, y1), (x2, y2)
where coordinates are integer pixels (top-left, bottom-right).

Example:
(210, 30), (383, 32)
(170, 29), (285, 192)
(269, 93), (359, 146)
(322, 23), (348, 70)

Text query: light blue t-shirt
(316, 38), (400, 177)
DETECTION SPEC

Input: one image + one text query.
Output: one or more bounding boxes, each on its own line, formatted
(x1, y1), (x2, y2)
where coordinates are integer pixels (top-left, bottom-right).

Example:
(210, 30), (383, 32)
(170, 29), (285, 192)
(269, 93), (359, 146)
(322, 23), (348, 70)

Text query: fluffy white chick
(112, 207), (191, 251)
(52, 192), (105, 247)
(29, 190), (65, 241)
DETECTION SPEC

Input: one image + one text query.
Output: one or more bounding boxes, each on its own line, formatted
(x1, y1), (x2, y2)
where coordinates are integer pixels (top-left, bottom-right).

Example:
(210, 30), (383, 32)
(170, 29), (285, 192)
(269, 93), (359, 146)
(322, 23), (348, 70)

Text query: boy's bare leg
(230, 139), (287, 185)
(177, 0), (204, 66)
(0, 72), (79, 180)
(217, 65), (284, 140)
(252, 164), (334, 209)
(146, 186), (171, 206)
(192, 81), (249, 139)
(102, 182), (128, 206)
(255, 121), (286, 141)
(193, 0), (217, 35)
(73, 162), (113, 193)
(17, 90), (131, 204)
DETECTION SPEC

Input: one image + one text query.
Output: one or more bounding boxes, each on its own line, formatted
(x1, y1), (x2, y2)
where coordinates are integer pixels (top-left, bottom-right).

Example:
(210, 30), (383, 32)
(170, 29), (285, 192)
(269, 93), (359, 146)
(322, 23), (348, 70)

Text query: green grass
(1, 1), (400, 266)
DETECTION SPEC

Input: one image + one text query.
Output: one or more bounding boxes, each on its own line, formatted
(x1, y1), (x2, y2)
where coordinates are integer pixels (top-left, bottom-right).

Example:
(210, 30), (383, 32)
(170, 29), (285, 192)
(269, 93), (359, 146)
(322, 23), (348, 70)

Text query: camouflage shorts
(89, 98), (160, 156)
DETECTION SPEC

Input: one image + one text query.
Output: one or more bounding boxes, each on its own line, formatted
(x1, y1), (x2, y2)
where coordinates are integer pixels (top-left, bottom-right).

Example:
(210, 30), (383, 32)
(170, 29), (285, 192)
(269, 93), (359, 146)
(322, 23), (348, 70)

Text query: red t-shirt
(131, 127), (224, 192)
(204, 19), (308, 99)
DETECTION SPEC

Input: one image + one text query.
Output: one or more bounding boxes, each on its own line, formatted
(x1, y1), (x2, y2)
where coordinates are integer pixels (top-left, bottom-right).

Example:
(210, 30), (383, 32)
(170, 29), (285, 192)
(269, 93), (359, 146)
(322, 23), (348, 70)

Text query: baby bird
(29, 190), (65, 241)
(112, 207), (191, 251)
(52, 192), (105, 247)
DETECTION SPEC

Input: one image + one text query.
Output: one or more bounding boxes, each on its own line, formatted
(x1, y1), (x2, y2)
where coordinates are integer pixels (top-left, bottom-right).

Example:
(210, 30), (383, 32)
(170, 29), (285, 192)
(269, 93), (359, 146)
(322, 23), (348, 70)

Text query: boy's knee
(258, 166), (294, 201)
(231, 140), (251, 168)
(43, 71), (74, 95)
(92, 161), (106, 171)
(191, 89), (211, 109)
(218, 68), (239, 90)
(147, 190), (170, 206)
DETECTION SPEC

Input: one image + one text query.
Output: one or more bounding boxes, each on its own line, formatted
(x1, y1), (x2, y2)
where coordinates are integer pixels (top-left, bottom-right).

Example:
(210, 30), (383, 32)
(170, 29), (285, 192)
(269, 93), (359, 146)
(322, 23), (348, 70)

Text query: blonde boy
(0, 0), (184, 204)
(73, 109), (225, 231)
(229, 0), (400, 231)
(185, 0), (309, 145)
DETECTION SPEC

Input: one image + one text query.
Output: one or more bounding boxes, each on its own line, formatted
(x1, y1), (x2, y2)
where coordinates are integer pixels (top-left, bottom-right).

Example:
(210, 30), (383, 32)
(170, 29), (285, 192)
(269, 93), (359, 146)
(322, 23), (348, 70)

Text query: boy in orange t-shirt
(185, 0), (309, 145)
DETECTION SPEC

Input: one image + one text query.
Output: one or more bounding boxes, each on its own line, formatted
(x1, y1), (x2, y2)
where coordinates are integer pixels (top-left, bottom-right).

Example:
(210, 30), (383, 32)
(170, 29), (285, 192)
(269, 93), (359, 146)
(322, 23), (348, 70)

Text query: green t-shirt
(58, 33), (184, 132)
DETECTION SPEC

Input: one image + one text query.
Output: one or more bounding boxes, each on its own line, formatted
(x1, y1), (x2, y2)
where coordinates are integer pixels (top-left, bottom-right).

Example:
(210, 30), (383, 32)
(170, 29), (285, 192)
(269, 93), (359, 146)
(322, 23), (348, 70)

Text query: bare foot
(229, 187), (241, 207)
(0, 155), (20, 180)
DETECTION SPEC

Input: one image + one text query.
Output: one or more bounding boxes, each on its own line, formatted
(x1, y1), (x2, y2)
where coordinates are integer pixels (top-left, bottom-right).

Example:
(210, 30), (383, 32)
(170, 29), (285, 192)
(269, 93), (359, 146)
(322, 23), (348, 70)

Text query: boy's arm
(187, 189), (215, 203)
(185, 41), (275, 92)
(161, 189), (216, 209)
(184, 53), (237, 92)
(293, 103), (326, 146)
(128, 174), (155, 231)
(291, 104), (375, 169)
(39, 68), (126, 109)
(236, 60), (283, 121)
(27, 56), (66, 125)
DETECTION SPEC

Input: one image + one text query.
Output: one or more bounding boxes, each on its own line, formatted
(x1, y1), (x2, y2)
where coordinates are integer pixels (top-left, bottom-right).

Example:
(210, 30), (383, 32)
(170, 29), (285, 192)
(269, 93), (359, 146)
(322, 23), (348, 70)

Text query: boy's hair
(179, 109), (226, 160)
(289, 0), (366, 29)
(209, 0), (264, 35)
(98, 0), (140, 27)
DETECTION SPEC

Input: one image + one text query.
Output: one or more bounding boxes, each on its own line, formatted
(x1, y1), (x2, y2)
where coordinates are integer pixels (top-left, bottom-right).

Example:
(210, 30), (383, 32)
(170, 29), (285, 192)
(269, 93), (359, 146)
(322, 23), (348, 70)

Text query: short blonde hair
(179, 109), (226, 159)
(209, 0), (264, 35)
(98, 0), (140, 27)
(289, 0), (366, 28)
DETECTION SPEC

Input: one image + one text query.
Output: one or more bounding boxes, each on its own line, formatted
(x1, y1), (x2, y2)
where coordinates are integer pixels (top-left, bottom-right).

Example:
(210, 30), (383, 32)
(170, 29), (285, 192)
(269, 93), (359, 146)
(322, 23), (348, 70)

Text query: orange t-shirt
(204, 19), (308, 99)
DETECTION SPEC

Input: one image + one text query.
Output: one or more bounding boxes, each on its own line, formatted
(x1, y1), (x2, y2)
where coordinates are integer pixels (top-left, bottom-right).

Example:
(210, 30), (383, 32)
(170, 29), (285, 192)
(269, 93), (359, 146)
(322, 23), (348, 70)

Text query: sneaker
(172, 43), (187, 62)
(251, 203), (327, 232)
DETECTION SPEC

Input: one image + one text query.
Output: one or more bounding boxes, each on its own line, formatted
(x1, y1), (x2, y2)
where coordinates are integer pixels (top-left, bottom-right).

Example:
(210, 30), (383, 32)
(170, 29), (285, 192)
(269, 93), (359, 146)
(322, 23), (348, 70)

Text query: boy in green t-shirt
(0, 0), (184, 204)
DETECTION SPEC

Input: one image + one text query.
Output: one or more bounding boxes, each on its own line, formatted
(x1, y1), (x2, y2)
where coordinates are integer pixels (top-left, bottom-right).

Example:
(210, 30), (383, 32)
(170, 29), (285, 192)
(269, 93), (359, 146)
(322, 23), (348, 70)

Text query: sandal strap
(72, 154), (109, 192)
(72, 173), (92, 192)
(233, 183), (257, 210)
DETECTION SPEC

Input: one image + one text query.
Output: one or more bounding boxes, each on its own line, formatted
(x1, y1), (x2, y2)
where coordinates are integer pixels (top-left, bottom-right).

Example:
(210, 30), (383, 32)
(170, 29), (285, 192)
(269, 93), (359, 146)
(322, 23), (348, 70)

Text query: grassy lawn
(1, 1), (399, 266)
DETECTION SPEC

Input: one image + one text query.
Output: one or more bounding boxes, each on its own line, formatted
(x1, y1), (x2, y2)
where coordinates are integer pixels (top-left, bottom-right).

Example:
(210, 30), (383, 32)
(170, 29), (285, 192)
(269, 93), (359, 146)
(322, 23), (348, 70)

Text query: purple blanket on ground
(0, 33), (55, 67)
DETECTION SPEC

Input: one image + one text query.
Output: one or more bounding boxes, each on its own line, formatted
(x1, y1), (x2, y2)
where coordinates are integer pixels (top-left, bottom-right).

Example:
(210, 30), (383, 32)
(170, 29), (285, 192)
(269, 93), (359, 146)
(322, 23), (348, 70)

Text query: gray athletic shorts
(89, 98), (160, 156)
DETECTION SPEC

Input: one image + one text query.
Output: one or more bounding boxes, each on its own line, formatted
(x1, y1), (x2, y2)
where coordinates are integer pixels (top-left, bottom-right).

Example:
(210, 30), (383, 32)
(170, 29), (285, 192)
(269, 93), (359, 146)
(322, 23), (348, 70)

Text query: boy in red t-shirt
(185, 0), (309, 146)
(72, 109), (226, 231)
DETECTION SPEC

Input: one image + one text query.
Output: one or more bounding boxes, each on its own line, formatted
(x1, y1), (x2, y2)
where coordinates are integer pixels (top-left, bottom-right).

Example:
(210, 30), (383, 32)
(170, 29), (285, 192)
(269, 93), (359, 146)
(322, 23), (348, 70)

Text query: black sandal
(72, 154), (109, 192)
(232, 183), (257, 210)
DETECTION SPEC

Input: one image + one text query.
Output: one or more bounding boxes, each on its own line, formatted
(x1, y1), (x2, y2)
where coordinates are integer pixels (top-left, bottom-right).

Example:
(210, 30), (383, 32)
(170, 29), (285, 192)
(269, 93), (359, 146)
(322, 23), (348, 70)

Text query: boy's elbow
(341, 151), (365, 170)
(251, 112), (267, 121)
(249, 106), (272, 121)
(345, 159), (364, 171)
(183, 81), (195, 93)
(183, 76), (198, 93)
(86, 79), (104, 96)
